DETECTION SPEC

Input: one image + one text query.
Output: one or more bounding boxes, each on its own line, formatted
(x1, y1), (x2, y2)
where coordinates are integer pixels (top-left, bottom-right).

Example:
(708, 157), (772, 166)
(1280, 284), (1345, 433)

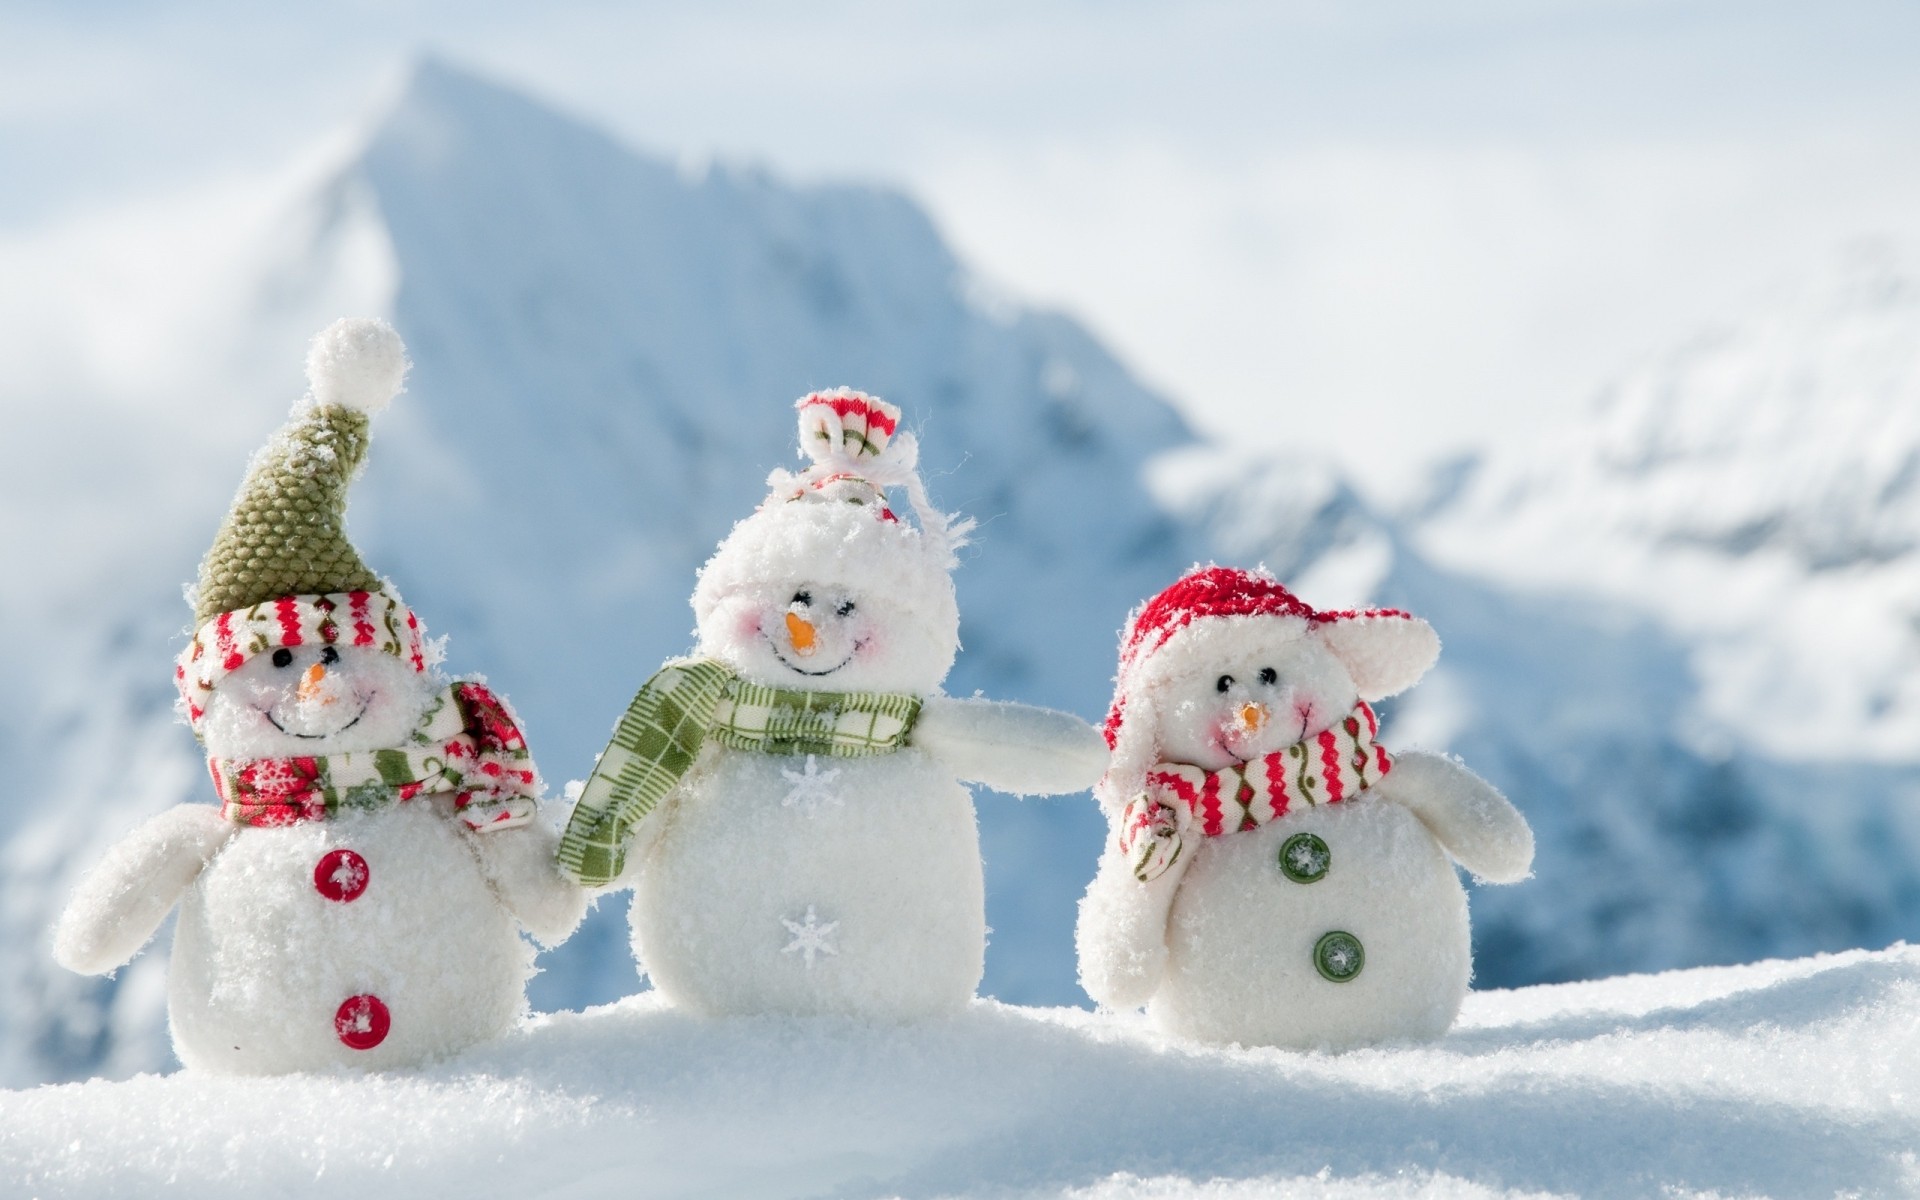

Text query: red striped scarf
(1119, 702), (1391, 882)
(207, 682), (538, 832)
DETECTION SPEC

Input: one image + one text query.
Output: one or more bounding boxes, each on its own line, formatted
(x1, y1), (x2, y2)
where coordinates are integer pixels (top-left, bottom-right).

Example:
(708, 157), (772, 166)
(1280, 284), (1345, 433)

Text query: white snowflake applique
(780, 755), (843, 814)
(780, 905), (839, 968)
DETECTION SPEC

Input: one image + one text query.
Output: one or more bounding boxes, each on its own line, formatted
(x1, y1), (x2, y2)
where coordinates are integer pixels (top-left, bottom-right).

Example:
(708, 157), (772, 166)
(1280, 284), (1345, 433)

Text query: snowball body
(633, 747), (986, 1018)
(614, 394), (1105, 1019)
(170, 803), (535, 1073)
(1077, 576), (1531, 1050)
(57, 647), (582, 1074)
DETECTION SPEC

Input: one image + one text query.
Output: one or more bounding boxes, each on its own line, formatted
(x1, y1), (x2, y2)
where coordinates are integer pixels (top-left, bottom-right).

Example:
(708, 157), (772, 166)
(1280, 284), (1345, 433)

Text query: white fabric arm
(912, 696), (1109, 795)
(1375, 750), (1534, 883)
(468, 820), (590, 946)
(53, 805), (234, 975)
(1075, 837), (1190, 1010)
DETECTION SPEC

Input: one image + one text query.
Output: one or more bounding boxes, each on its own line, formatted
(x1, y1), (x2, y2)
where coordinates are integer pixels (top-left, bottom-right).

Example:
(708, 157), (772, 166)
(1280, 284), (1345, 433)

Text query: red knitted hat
(1102, 566), (1437, 752)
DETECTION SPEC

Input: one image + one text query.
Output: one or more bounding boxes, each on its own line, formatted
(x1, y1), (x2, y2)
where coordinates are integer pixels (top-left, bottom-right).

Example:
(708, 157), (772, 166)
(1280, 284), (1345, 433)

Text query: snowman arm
(1374, 750), (1534, 883)
(911, 696), (1109, 795)
(52, 804), (234, 975)
(469, 821), (590, 946)
(1076, 837), (1189, 1010)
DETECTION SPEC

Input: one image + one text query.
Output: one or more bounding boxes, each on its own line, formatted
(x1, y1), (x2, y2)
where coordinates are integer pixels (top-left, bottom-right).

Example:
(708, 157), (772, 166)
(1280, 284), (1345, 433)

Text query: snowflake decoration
(781, 905), (839, 968)
(780, 755), (843, 814)
(328, 857), (366, 894)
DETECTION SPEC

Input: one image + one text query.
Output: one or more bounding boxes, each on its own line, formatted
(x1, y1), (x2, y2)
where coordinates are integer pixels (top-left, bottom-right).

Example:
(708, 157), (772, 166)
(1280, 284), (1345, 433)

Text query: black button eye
(271, 648), (295, 669)
(321, 646), (340, 665)
(835, 600), (856, 617)
(1215, 674), (1234, 694)
(1258, 667), (1278, 686)
(792, 591), (813, 607)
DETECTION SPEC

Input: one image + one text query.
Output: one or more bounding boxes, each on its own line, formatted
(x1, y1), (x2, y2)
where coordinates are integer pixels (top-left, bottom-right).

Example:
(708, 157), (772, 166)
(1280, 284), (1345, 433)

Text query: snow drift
(4, 945), (1914, 1198)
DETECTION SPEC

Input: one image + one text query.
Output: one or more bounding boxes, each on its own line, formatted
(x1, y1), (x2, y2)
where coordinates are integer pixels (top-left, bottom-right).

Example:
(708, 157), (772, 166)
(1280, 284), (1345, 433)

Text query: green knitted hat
(192, 318), (411, 628)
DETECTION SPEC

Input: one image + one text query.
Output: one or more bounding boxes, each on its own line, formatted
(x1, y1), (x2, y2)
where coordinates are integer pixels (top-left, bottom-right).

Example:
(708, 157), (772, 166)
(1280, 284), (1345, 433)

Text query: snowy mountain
(1403, 247), (1920, 980)
(4, 57), (1919, 1088)
(0, 57), (1199, 1084)
(7, 945), (1916, 1198)
(1419, 244), (1920, 760)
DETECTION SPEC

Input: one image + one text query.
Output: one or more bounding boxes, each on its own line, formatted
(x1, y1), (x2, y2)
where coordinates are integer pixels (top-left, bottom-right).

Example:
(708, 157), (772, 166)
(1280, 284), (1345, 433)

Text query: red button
(334, 994), (390, 1050)
(313, 849), (369, 903)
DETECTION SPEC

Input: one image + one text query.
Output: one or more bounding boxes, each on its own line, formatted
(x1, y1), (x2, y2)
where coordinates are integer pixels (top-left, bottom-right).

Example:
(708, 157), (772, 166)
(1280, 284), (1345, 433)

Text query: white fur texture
(912, 696), (1108, 796)
(53, 805), (234, 976)
(1374, 751), (1535, 884)
(694, 497), (960, 693)
(305, 317), (408, 413)
(1316, 613), (1441, 702)
(57, 650), (581, 1073)
(199, 645), (435, 759)
(468, 821), (590, 947)
(632, 749), (985, 1019)
(624, 446), (1104, 1019)
(169, 802), (533, 1074)
(1148, 800), (1472, 1048)
(1078, 610), (1532, 1050)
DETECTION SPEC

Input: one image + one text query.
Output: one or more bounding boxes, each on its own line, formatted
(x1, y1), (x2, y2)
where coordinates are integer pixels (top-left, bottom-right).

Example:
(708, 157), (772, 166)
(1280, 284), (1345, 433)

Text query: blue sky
(4, 0), (1918, 479)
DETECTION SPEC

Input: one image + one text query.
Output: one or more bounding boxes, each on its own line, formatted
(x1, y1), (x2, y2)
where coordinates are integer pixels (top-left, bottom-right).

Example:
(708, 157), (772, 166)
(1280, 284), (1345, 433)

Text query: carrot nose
(785, 611), (818, 656)
(298, 662), (333, 705)
(1238, 702), (1269, 732)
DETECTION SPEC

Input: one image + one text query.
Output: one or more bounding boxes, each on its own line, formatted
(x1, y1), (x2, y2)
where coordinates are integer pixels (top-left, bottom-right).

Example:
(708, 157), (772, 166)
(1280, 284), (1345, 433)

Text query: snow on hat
(691, 389), (973, 682)
(1098, 565), (1438, 808)
(174, 318), (424, 730)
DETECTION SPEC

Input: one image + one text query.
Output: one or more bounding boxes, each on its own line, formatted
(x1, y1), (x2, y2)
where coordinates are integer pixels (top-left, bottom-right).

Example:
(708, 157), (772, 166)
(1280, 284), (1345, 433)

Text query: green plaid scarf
(556, 659), (922, 886)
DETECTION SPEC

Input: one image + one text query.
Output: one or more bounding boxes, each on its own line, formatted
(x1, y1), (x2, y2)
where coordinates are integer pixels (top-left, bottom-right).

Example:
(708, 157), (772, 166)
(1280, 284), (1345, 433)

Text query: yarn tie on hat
(767, 388), (973, 562)
(207, 681), (539, 831)
(557, 659), (923, 887)
(1119, 702), (1392, 882)
(799, 389), (899, 463)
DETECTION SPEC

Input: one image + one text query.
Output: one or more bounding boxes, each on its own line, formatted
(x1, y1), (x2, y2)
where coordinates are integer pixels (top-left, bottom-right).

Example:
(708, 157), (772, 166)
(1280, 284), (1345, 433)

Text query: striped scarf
(557, 659), (922, 887)
(208, 682), (539, 832)
(1119, 702), (1391, 882)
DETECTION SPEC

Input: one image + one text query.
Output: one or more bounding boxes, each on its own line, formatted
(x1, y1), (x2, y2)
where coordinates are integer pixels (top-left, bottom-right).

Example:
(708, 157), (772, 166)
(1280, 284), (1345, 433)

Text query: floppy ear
(1313, 612), (1439, 701)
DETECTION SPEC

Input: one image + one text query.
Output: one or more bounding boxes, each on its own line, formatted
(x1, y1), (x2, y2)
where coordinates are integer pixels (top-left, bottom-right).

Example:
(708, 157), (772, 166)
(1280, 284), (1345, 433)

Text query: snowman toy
(1075, 566), (1534, 1050)
(53, 319), (586, 1074)
(559, 389), (1108, 1020)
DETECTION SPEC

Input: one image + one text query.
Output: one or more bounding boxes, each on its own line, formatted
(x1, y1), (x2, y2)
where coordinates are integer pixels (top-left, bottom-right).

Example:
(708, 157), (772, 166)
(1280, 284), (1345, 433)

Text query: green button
(1279, 832), (1330, 883)
(1314, 931), (1365, 982)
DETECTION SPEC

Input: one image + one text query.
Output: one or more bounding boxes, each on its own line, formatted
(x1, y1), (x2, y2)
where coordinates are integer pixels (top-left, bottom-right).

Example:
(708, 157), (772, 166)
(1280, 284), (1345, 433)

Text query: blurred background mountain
(2, 5), (1917, 1084)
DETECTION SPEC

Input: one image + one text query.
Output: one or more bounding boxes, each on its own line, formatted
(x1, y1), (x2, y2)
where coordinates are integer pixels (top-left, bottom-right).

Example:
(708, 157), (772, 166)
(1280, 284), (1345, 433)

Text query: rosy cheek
(734, 608), (764, 641)
(850, 625), (879, 659)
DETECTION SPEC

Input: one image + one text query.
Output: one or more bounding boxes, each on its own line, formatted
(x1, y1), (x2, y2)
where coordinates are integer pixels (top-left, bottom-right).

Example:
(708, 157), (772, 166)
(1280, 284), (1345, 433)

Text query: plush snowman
(1075, 566), (1534, 1049)
(52, 318), (586, 1074)
(559, 389), (1108, 1019)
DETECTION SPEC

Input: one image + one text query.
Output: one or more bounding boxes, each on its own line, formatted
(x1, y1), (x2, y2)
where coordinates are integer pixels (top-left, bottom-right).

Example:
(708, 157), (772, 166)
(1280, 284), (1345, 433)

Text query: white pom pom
(305, 317), (409, 412)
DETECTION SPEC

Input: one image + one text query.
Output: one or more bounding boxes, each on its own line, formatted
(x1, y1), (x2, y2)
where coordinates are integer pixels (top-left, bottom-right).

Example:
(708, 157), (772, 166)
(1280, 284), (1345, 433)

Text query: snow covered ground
(5, 945), (1914, 1199)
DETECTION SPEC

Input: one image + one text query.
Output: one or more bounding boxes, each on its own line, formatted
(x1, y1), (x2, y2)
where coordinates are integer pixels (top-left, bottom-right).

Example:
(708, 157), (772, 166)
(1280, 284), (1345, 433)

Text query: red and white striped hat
(1099, 565), (1439, 808)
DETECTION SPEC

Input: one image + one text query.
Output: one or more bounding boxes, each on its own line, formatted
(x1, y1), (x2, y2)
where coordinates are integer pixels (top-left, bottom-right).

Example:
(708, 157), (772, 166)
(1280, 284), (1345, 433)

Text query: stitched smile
(1219, 713), (1309, 765)
(262, 698), (370, 740)
(766, 633), (861, 677)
